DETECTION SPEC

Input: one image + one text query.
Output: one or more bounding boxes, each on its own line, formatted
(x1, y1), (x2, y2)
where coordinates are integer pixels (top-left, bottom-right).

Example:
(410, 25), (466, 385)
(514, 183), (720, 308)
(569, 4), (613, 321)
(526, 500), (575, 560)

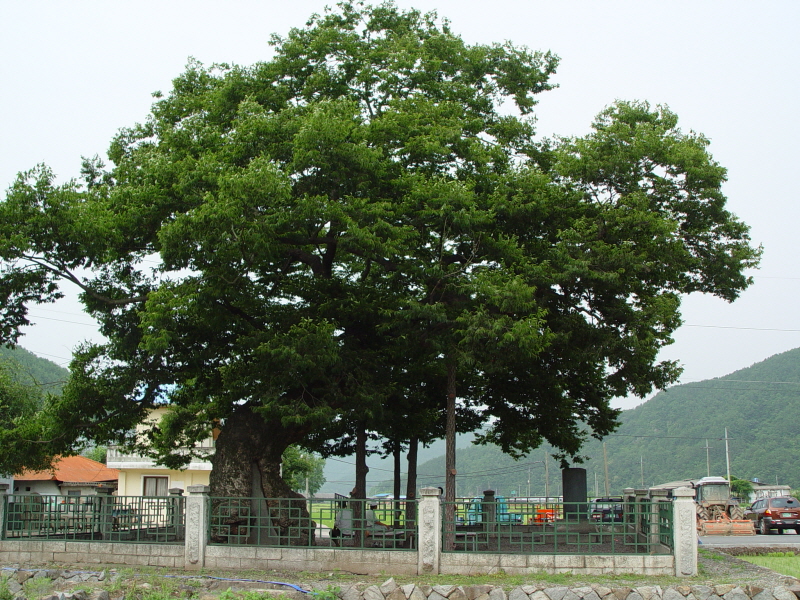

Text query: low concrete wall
(0, 540), (669, 577)
(0, 540), (185, 568)
(439, 552), (674, 576)
(205, 546), (419, 575)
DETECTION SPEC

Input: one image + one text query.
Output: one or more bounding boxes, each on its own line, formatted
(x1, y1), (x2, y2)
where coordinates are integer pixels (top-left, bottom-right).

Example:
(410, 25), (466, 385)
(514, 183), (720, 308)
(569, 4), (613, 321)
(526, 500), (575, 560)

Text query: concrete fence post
(633, 488), (648, 538)
(649, 488), (669, 548)
(169, 487), (185, 541)
(482, 490), (497, 533)
(418, 487), (441, 575)
(96, 487), (114, 539)
(622, 487), (635, 532)
(672, 486), (697, 577)
(185, 485), (210, 570)
(0, 484), (8, 539)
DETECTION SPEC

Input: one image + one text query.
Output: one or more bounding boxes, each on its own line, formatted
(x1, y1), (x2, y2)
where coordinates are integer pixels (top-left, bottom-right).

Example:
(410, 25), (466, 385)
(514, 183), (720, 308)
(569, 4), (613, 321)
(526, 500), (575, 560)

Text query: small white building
(749, 481), (792, 503)
(107, 407), (215, 496)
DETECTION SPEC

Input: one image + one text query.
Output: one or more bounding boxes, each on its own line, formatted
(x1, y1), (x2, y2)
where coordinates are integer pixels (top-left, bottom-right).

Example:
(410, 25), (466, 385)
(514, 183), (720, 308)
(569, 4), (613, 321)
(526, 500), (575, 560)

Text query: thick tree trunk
(393, 441), (401, 527)
(445, 360), (457, 549)
(405, 436), (418, 532)
(209, 405), (313, 545)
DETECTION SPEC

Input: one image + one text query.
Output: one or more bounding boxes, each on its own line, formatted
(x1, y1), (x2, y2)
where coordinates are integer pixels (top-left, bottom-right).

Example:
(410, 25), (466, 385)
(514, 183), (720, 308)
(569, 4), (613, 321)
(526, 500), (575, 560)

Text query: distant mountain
(0, 345), (69, 395)
(587, 346), (800, 492)
(366, 347), (800, 498)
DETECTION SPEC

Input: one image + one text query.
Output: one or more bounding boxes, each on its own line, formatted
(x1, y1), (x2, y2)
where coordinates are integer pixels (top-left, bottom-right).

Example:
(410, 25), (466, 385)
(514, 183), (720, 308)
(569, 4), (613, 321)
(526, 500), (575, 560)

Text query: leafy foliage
(0, 2), (760, 492)
(0, 347), (62, 475)
(404, 347), (800, 494)
(729, 476), (754, 500)
(282, 447), (326, 495)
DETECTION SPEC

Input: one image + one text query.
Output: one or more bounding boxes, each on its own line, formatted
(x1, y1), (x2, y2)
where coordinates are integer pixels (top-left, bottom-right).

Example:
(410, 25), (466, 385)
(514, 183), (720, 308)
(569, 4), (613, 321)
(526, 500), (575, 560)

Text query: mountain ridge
(369, 346), (800, 497)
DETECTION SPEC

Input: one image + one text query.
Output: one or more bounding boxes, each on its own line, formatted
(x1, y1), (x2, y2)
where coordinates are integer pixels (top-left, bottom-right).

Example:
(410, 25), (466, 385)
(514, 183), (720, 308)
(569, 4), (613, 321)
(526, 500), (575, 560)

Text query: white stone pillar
(169, 487), (185, 541)
(418, 487), (442, 575)
(185, 485), (210, 570)
(0, 483), (8, 539)
(672, 486), (697, 577)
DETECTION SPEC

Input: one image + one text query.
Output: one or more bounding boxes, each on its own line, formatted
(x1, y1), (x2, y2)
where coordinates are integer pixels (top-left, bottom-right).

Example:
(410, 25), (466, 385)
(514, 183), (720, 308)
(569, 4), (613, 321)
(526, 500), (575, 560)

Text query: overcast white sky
(2, 1), (798, 409)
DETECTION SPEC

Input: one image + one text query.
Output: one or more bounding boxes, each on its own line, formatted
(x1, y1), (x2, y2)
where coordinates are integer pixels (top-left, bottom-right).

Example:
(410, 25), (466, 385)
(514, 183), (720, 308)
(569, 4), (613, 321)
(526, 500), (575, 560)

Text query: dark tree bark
(393, 441), (401, 527)
(354, 424), (369, 546)
(209, 405), (313, 545)
(445, 360), (457, 549)
(405, 436), (418, 532)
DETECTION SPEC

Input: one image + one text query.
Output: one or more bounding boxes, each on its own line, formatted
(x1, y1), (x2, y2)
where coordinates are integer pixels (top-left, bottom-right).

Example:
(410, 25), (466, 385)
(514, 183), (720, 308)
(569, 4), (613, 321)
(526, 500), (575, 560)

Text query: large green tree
(0, 2), (759, 530)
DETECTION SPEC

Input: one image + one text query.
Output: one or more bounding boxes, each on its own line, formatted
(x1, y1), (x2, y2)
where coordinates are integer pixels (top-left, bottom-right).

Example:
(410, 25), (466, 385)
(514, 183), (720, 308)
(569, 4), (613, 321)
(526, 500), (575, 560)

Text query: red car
(744, 496), (800, 535)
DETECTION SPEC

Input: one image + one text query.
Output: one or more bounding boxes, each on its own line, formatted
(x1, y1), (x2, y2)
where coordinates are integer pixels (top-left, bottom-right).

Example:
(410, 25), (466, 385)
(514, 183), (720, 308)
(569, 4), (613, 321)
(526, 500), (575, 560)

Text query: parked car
(590, 497), (624, 523)
(744, 496), (800, 535)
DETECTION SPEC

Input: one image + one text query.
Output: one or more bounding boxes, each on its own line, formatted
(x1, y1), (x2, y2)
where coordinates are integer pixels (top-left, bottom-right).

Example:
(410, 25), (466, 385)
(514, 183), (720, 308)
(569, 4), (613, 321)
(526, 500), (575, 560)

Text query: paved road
(700, 532), (800, 547)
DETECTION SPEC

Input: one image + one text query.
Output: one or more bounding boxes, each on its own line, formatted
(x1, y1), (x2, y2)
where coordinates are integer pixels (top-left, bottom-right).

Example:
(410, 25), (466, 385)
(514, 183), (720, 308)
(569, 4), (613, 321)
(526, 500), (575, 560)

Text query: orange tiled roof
(15, 455), (119, 483)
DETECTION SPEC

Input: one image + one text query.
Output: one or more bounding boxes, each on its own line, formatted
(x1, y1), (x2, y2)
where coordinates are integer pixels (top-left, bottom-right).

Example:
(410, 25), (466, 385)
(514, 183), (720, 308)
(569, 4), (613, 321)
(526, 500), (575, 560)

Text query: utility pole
(527, 468), (531, 498)
(702, 440), (712, 477)
(603, 442), (610, 497)
(544, 453), (550, 500)
(640, 456), (644, 487)
(724, 428), (731, 484)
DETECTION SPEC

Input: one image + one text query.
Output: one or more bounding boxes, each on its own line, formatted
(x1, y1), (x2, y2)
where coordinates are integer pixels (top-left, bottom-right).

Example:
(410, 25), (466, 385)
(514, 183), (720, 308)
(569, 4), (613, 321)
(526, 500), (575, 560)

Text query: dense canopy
(0, 3), (760, 509)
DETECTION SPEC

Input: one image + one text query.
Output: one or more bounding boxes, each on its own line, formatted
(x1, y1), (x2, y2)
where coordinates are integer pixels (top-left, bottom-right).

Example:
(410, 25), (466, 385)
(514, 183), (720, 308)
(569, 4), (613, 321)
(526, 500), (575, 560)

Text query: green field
(741, 553), (800, 579)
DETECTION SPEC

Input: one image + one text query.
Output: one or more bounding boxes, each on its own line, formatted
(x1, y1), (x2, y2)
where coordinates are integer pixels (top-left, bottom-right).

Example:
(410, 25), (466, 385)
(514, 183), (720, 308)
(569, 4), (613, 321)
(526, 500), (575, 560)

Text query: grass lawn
(740, 552), (800, 579)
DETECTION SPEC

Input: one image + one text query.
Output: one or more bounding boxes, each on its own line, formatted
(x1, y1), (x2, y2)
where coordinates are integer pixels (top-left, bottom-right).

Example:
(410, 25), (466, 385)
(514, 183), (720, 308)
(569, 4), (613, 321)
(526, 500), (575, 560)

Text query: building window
(143, 476), (169, 497)
(67, 490), (81, 496)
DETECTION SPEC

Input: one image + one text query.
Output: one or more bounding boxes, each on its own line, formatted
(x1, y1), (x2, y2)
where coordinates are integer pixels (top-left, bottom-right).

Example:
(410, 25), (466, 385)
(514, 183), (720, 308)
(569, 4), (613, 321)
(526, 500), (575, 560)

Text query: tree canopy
(0, 2), (760, 504)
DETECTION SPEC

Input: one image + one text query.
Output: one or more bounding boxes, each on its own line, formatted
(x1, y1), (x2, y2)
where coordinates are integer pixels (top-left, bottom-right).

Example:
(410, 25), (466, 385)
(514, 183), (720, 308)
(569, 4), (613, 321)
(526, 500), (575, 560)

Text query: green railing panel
(2, 494), (184, 543)
(442, 498), (672, 555)
(208, 497), (416, 550)
(658, 500), (674, 549)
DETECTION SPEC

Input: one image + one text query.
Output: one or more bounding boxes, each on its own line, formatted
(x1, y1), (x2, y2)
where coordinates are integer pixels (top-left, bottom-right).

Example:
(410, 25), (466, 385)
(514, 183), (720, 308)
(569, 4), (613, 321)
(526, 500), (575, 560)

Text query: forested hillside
(374, 347), (800, 497)
(0, 345), (68, 395)
(589, 347), (800, 491)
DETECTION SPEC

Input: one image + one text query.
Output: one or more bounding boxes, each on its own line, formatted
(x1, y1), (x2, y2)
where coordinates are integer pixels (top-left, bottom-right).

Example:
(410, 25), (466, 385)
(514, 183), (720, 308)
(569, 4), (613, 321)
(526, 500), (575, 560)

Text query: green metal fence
(2, 494), (184, 543)
(442, 498), (672, 555)
(658, 500), (674, 549)
(208, 496), (415, 550)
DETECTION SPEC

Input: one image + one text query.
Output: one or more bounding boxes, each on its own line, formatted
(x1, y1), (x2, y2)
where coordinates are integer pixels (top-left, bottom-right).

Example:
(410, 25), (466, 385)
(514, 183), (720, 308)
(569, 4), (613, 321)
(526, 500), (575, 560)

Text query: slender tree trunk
(354, 424), (369, 546)
(209, 405), (313, 545)
(405, 436), (418, 534)
(445, 359), (457, 549)
(393, 441), (402, 528)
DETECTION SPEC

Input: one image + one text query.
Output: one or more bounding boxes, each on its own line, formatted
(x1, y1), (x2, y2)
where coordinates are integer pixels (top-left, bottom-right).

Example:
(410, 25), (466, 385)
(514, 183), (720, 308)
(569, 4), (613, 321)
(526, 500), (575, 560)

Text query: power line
(26, 314), (97, 327)
(684, 324), (800, 333)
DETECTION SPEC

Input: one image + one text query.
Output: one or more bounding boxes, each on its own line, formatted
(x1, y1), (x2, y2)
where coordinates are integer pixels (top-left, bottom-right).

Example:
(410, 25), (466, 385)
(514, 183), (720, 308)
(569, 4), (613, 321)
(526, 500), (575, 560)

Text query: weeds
(310, 585), (341, 600)
(23, 576), (54, 599)
(0, 577), (13, 600)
